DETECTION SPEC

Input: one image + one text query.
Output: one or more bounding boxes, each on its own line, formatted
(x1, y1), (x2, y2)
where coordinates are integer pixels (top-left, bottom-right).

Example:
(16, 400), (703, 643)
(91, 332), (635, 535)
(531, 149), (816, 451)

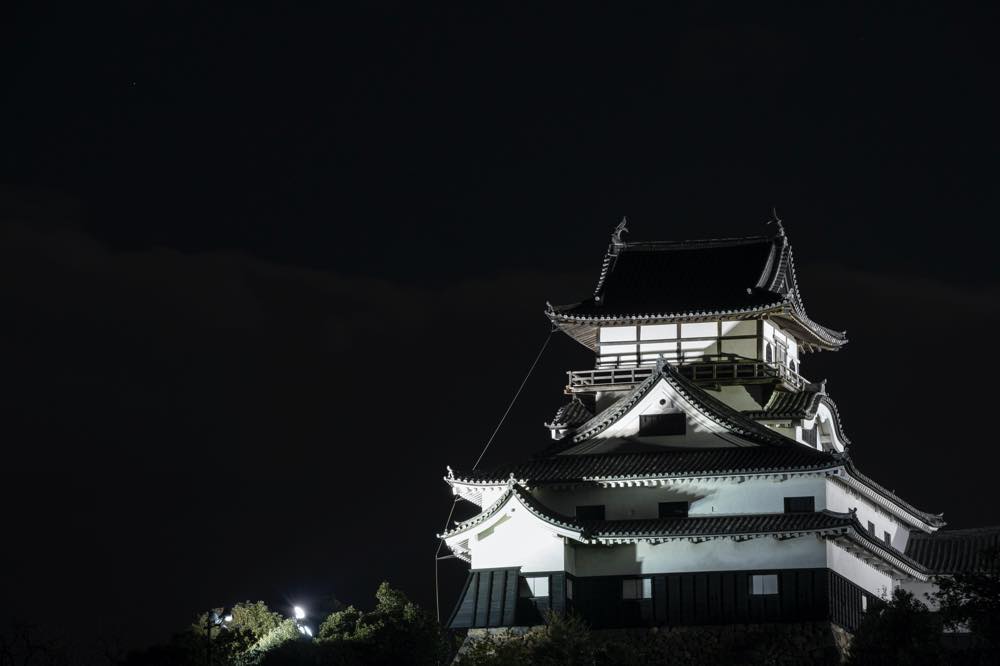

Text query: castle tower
(439, 220), (943, 631)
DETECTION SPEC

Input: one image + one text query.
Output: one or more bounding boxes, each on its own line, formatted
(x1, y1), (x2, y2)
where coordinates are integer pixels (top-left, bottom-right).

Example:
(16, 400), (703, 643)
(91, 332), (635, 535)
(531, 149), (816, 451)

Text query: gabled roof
(544, 397), (592, 430)
(438, 483), (583, 541)
(905, 526), (1000, 574)
(546, 223), (847, 352)
(554, 361), (795, 448)
(743, 388), (852, 446)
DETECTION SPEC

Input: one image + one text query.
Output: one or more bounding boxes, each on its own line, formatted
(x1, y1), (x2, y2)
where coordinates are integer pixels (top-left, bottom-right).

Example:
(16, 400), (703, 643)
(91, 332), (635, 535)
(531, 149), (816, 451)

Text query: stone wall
(461, 621), (853, 665)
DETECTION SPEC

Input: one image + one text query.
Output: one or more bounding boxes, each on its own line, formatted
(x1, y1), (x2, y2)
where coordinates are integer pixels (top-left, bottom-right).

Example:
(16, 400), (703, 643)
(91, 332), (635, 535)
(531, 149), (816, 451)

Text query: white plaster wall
(826, 540), (895, 597)
(572, 535), (827, 577)
(824, 480), (908, 551)
(712, 385), (765, 411)
(468, 508), (568, 573)
(533, 477), (828, 521)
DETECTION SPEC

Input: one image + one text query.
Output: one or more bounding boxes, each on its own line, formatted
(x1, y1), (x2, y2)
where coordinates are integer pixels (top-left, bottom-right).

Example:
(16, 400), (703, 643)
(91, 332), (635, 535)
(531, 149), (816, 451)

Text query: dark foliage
(846, 589), (944, 666)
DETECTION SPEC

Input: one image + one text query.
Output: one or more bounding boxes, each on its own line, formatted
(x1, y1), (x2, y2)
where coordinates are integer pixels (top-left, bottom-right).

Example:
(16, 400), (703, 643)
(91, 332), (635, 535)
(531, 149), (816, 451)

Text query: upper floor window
(868, 521), (876, 536)
(750, 574), (779, 596)
(576, 505), (605, 521)
(639, 412), (686, 436)
(659, 501), (689, 518)
(622, 578), (652, 600)
(883, 531), (891, 546)
(783, 496), (815, 513)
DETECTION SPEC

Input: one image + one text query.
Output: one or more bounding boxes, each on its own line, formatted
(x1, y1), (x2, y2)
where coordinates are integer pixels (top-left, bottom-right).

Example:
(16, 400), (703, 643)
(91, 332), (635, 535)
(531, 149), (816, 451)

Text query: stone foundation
(461, 621), (853, 664)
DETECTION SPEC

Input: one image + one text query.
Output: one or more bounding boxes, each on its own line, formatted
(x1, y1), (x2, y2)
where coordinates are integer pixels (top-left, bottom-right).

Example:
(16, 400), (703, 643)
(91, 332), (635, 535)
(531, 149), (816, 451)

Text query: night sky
(3, 2), (1000, 649)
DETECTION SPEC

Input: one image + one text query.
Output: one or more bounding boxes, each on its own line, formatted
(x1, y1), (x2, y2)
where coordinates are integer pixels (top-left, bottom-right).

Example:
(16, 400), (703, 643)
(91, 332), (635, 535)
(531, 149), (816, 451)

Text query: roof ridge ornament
(611, 216), (629, 249)
(593, 216), (629, 301)
(767, 207), (785, 237)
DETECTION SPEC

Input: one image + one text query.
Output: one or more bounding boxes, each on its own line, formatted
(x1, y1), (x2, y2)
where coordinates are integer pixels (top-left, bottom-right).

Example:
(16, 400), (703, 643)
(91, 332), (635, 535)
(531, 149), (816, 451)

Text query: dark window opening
(868, 521), (876, 536)
(883, 531), (891, 546)
(783, 496), (815, 513)
(802, 427), (818, 447)
(576, 505), (605, 521)
(658, 501), (689, 518)
(639, 412), (686, 436)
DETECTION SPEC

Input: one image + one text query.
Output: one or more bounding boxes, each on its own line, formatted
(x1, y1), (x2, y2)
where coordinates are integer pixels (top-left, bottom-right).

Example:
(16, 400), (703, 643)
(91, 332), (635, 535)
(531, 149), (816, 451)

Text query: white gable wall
(468, 506), (569, 573)
(587, 377), (746, 448)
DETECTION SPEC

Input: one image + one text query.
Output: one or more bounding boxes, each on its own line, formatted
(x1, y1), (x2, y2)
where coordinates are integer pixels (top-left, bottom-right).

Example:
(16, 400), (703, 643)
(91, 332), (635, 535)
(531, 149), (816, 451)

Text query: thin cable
(471, 328), (554, 470)
(433, 327), (555, 622)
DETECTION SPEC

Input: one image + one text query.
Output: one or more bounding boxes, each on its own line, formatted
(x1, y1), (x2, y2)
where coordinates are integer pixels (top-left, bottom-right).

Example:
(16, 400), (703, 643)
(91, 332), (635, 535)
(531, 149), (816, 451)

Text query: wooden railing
(566, 356), (807, 392)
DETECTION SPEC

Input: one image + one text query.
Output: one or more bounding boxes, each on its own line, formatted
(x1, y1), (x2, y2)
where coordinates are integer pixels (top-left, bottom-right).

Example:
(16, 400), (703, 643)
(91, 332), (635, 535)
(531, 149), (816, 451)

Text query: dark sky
(2, 1), (999, 649)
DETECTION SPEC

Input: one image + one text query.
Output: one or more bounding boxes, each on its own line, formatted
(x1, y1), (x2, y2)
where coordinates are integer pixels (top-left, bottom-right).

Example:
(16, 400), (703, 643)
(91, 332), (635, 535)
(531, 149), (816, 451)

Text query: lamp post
(292, 605), (313, 637)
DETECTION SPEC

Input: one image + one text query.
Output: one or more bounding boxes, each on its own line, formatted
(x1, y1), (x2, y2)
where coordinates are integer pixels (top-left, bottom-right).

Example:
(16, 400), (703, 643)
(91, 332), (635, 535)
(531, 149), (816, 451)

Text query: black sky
(2, 1), (1000, 649)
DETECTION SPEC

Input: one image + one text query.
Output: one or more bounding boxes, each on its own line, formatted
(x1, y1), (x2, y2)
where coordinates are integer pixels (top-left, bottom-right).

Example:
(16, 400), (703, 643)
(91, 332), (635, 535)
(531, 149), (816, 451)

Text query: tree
(847, 588), (944, 666)
(933, 547), (1000, 659)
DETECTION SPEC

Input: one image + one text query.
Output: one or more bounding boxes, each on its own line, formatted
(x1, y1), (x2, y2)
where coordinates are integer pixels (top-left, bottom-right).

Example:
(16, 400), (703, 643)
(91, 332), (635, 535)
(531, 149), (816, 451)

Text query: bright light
(223, 615), (233, 623)
(297, 625), (306, 635)
(303, 626), (313, 637)
(293, 606), (306, 620)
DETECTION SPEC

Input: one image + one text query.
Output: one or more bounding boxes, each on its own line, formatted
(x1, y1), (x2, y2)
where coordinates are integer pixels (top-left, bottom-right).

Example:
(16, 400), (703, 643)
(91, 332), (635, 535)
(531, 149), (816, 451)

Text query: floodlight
(224, 615), (233, 623)
(304, 626), (313, 637)
(293, 606), (306, 620)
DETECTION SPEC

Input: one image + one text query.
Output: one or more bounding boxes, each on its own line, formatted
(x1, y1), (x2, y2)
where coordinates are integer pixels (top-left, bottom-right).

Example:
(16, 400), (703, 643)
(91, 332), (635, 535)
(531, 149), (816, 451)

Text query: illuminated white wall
(468, 506), (569, 573)
(597, 321), (761, 368)
(824, 480), (909, 551)
(826, 540), (895, 597)
(572, 535), (827, 577)
(533, 476), (827, 521)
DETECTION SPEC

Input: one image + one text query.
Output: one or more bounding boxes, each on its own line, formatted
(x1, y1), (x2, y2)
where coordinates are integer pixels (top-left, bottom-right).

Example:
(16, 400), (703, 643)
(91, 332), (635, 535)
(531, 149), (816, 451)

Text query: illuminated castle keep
(439, 219), (951, 631)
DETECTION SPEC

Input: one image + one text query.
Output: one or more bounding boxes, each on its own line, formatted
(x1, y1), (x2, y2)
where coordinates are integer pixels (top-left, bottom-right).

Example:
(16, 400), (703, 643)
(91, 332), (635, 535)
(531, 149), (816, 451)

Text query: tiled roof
(905, 526), (1000, 574)
(840, 458), (946, 528)
(583, 511), (856, 539)
(743, 389), (852, 446)
(545, 398), (592, 429)
(449, 445), (839, 484)
(561, 361), (796, 447)
(546, 227), (847, 351)
(446, 446), (944, 530)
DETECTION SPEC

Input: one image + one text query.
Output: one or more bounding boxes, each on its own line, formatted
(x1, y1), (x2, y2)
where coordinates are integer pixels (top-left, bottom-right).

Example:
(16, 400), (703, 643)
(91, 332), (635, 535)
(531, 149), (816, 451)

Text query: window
(750, 574), (779, 595)
(639, 412), (686, 436)
(861, 595), (868, 612)
(801, 427), (818, 447)
(576, 505), (605, 521)
(883, 531), (891, 546)
(868, 521), (875, 536)
(659, 501), (689, 518)
(783, 496), (815, 513)
(524, 576), (549, 598)
(622, 578), (652, 600)
(566, 578), (574, 600)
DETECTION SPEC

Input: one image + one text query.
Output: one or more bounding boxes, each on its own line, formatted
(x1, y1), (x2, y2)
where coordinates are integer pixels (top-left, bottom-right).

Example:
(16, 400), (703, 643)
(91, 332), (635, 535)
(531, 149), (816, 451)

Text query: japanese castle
(439, 219), (990, 632)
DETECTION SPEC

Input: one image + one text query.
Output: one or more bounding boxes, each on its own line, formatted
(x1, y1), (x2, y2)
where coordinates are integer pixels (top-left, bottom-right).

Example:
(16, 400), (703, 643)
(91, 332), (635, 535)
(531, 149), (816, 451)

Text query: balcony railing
(566, 355), (807, 393)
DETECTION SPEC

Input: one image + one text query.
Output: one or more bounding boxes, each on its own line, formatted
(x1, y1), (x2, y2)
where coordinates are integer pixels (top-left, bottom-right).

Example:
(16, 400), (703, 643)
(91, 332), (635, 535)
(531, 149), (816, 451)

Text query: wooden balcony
(566, 356), (807, 394)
